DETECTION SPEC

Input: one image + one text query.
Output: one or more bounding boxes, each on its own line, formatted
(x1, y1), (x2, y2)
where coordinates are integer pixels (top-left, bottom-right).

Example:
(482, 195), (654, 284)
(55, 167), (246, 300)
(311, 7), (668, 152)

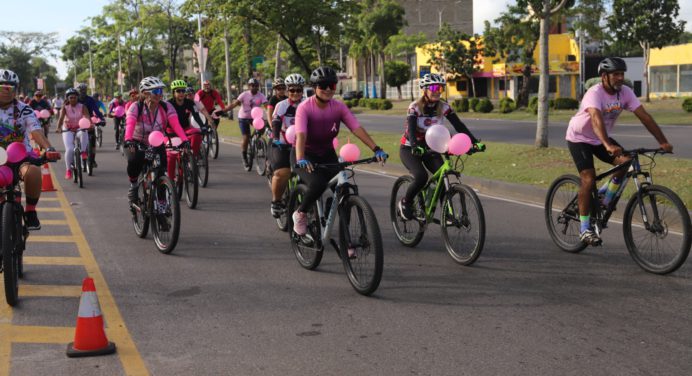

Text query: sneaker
(580, 229), (602, 246)
(24, 211), (41, 231)
(397, 199), (413, 221)
(292, 210), (307, 236)
(128, 183), (139, 203)
(65, 170), (72, 180)
(115, 144), (120, 151)
(241, 153), (249, 168)
(270, 201), (285, 218)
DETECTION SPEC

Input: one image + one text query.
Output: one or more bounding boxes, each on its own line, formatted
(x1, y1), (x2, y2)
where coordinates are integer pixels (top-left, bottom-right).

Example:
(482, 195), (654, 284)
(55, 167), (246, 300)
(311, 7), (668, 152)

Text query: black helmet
(309, 66), (337, 86)
(247, 78), (260, 86)
(598, 57), (627, 75)
(65, 88), (78, 97)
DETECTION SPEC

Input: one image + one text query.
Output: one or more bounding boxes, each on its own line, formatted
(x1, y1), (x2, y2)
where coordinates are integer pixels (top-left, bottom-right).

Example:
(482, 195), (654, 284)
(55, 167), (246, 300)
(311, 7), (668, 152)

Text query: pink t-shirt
(566, 84), (641, 145)
(236, 90), (268, 119)
(294, 97), (360, 156)
(125, 101), (188, 144)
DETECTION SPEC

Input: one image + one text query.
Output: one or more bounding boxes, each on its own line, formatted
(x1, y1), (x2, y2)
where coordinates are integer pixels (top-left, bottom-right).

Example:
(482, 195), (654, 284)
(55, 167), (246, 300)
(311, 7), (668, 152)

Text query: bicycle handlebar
(621, 148), (670, 156)
(294, 157), (378, 170)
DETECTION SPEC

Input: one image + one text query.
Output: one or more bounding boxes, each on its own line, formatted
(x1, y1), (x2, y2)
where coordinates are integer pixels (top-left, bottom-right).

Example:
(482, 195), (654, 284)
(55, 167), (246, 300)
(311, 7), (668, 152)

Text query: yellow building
(649, 42), (692, 97)
(416, 33), (581, 99)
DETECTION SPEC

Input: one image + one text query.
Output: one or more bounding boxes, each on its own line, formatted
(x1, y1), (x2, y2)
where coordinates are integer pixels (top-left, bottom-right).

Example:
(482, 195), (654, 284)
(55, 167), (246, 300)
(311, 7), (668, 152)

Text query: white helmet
(284, 73), (305, 86)
(139, 76), (165, 92)
(419, 73), (445, 89)
(0, 69), (19, 86)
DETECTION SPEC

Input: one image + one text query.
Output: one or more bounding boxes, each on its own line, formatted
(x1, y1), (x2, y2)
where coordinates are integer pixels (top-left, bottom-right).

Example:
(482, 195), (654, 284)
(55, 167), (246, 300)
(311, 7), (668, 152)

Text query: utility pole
(224, 25), (232, 101)
(197, 14), (205, 85)
(117, 32), (124, 94)
(88, 39), (94, 95)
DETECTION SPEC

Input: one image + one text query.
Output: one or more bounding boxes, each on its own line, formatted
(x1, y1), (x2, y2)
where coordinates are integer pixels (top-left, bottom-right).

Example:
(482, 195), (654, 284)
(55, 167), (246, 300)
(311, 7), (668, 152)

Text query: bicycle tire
(97, 127), (103, 148)
(74, 149), (83, 188)
(441, 184), (485, 265)
(173, 154), (183, 202)
(184, 154), (199, 209)
(623, 185), (691, 274)
(255, 138), (268, 176)
(390, 176), (425, 247)
(545, 174), (588, 253)
(132, 180), (149, 238)
(197, 144), (209, 187)
(276, 186), (290, 232)
(244, 138), (255, 172)
(151, 176), (180, 254)
(287, 184), (323, 270)
(3, 203), (19, 306)
(210, 128), (219, 159)
(339, 195), (383, 296)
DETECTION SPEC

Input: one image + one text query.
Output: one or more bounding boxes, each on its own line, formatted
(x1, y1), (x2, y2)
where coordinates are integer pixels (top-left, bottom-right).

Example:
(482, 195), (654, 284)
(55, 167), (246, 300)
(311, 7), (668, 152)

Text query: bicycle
(168, 139), (198, 209)
(287, 157), (384, 296)
(245, 126), (268, 175)
(266, 143), (296, 232)
(209, 114), (220, 160)
(95, 121), (105, 148)
(67, 128), (92, 187)
(198, 125), (211, 188)
(390, 149), (486, 265)
(1, 149), (59, 306)
(129, 142), (181, 254)
(545, 148), (691, 274)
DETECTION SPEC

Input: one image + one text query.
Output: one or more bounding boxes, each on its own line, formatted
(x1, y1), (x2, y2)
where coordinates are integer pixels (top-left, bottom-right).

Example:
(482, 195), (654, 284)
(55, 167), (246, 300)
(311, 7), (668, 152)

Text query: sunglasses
(0, 84), (15, 91)
(316, 82), (337, 91)
(288, 88), (303, 94)
(427, 84), (445, 93)
(274, 86), (286, 90)
(149, 88), (164, 95)
(174, 89), (186, 94)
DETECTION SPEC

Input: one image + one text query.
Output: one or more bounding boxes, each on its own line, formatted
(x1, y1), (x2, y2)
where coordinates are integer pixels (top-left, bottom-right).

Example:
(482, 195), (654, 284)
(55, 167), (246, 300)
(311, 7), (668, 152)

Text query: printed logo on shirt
(331, 122), (337, 132)
(603, 101), (623, 120)
(0, 122), (24, 148)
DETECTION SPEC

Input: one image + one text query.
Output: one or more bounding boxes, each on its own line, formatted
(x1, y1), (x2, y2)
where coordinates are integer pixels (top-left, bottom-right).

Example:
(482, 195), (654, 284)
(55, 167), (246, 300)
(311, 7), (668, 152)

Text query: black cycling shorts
(238, 118), (252, 136)
(270, 145), (291, 170)
(567, 138), (621, 172)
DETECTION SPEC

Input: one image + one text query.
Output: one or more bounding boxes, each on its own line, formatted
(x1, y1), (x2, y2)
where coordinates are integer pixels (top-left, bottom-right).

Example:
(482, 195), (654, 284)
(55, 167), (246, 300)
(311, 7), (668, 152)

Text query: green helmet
(171, 79), (188, 90)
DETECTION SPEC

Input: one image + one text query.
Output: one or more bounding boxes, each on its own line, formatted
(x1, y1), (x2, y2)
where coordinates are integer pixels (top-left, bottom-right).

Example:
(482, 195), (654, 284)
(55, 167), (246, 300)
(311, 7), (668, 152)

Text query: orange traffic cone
(66, 278), (116, 358)
(41, 163), (56, 192)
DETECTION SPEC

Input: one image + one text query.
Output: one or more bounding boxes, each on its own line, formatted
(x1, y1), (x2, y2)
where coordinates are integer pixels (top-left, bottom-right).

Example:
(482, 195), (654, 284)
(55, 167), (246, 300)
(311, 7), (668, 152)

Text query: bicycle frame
(418, 154), (465, 222)
(315, 169), (358, 247)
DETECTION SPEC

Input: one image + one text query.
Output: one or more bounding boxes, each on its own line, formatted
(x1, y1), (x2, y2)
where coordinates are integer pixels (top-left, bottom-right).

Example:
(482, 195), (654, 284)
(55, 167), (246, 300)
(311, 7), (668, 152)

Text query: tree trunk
(314, 31), (323, 66)
(409, 54), (415, 102)
(370, 52), (377, 98)
(536, 3), (550, 148)
(397, 86), (402, 99)
(274, 34), (281, 80)
(518, 66), (532, 108)
(280, 35), (312, 77)
(364, 56), (370, 99)
(243, 18), (252, 78)
(642, 41), (651, 103)
(379, 51), (387, 99)
(470, 75), (477, 98)
(224, 27), (232, 101)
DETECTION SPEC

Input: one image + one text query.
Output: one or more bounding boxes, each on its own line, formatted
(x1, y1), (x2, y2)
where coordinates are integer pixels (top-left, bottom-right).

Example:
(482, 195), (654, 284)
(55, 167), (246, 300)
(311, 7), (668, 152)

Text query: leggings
(400, 145), (444, 203)
(62, 129), (89, 170)
(293, 149), (340, 213)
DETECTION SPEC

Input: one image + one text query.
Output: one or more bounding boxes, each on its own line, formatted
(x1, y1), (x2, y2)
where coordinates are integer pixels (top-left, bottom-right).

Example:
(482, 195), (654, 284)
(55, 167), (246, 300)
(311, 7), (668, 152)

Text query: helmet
(185, 87), (194, 95)
(77, 83), (88, 91)
(0, 69), (19, 86)
(309, 66), (337, 85)
(598, 57), (627, 75)
(171, 79), (187, 90)
(139, 76), (165, 92)
(272, 78), (285, 87)
(284, 73), (305, 87)
(247, 78), (260, 86)
(114, 91), (121, 97)
(419, 73), (445, 89)
(65, 88), (78, 97)
(34, 90), (43, 96)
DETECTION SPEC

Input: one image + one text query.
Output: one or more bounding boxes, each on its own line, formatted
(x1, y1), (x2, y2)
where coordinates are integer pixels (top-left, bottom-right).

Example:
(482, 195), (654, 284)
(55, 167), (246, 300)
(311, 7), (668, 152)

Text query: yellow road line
(38, 197), (59, 202)
(9, 326), (74, 344)
(23, 257), (84, 266)
(27, 235), (75, 243)
(0, 305), (12, 376)
(36, 207), (64, 212)
(20, 285), (82, 297)
(40, 220), (68, 226)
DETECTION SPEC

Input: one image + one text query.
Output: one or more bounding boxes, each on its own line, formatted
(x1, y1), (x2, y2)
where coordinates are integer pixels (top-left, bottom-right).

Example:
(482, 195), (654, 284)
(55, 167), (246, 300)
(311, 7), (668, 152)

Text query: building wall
(398, 0), (473, 39)
(648, 43), (692, 97)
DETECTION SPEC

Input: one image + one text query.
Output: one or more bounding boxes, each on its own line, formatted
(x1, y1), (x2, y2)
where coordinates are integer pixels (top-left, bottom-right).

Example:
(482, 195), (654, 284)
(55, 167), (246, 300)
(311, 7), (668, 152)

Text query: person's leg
(400, 146), (429, 204)
(20, 163), (42, 230)
(186, 129), (202, 156)
(293, 151), (339, 235)
(238, 119), (251, 162)
(568, 141), (601, 244)
(125, 146), (145, 202)
(271, 147), (291, 202)
(62, 131), (75, 173)
(593, 138), (630, 206)
(166, 149), (177, 180)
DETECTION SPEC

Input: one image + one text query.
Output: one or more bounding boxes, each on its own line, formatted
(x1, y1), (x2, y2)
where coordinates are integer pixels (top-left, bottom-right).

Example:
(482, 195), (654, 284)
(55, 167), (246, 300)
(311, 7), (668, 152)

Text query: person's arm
(407, 116), (417, 146)
(190, 105), (205, 127)
(446, 112), (479, 143)
(214, 91), (226, 110)
(30, 130), (52, 149)
(57, 107), (66, 132)
(294, 102), (308, 161)
(586, 107), (621, 156)
(124, 105), (137, 141)
(198, 105), (214, 126)
(632, 106), (673, 152)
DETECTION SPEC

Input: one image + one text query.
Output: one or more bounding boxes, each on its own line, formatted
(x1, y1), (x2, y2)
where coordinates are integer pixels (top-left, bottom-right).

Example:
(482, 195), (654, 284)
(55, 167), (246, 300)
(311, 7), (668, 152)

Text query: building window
(680, 64), (692, 92)
(498, 79), (506, 91)
(549, 76), (557, 93)
(456, 80), (467, 92)
(650, 65), (677, 92)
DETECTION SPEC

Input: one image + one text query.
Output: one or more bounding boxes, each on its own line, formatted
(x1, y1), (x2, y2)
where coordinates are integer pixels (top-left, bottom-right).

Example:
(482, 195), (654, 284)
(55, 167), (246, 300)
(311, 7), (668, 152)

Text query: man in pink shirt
(227, 78), (268, 168)
(565, 57), (673, 246)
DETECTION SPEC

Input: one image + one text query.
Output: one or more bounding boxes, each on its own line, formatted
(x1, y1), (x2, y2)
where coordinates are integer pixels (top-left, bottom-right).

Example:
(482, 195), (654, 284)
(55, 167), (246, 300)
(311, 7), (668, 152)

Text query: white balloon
(425, 124), (451, 153)
(0, 147), (7, 165)
(171, 137), (183, 147)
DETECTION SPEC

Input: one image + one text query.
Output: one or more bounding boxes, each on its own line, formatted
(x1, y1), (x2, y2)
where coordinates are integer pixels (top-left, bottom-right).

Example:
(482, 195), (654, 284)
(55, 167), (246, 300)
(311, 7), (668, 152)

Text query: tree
(0, 31), (59, 94)
(426, 24), (483, 98)
(608, 0), (686, 102)
(385, 32), (426, 100)
(566, 0), (606, 47)
(384, 60), (411, 99)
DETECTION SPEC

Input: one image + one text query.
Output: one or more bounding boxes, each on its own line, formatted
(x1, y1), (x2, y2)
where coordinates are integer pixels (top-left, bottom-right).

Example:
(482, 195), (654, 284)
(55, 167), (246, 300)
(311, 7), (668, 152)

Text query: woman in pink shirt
(56, 88), (90, 180)
(227, 78), (268, 168)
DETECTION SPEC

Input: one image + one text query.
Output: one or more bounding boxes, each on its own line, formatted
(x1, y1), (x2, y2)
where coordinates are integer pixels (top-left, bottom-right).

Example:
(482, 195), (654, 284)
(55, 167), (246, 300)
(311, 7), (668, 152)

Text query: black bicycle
(198, 125), (211, 188)
(169, 141), (198, 209)
(95, 121), (105, 148)
(545, 148), (691, 274)
(245, 126), (268, 175)
(129, 143), (181, 254)
(266, 143), (294, 232)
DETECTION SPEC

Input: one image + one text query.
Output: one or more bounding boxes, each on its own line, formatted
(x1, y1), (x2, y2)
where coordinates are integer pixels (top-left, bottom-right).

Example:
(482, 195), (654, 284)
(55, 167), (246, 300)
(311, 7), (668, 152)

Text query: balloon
(340, 143), (361, 162)
(250, 107), (264, 120)
(40, 109), (51, 119)
(91, 116), (100, 124)
(170, 137), (183, 147)
(114, 106), (126, 117)
(252, 117), (265, 130)
(6, 142), (27, 163)
(78, 118), (91, 129)
(332, 137), (339, 150)
(284, 125), (296, 145)
(448, 133), (472, 155)
(148, 131), (165, 147)
(0, 166), (13, 186)
(425, 124), (451, 153)
(34, 110), (40, 118)
(0, 147), (7, 165)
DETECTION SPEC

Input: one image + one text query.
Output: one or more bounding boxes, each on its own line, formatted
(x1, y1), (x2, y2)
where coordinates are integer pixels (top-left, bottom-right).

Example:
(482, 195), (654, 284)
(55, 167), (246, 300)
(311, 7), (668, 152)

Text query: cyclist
(291, 66), (388, 236)
(166, 79), (214, 178)
(125, 89), (139, 111)
(269, 73), (305, 217)
(194, 80), (231, 124)
(56, 88), (91, 180)
(93, 93), (107, 117)
(267, 78), (287, 123)
(52, 95), (64, 121)
(123, 77), (189, 203)
(566, 57), (673, 246)
(108, 92), (127, 150)
(29, 90), (53, 134)
(396, 73), (484, 221)
(76, 84), (104, 168)
(227, 78), (268, 168)
(0, 69), (58, 230)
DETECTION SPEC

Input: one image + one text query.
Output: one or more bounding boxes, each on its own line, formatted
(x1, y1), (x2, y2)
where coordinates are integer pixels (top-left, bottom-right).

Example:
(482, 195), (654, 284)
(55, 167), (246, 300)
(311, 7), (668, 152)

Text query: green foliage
(452, 98), (469, 112)
(426, 24), (483, 86)
(350, 98), (360, 107)
(548, 99), (555, 109)
(584, 77), (634, 91)
(0, 32), (59, 94)
(359, 98), (371, 108)
(368, 100), (380, 110)
(499, 97), (516, 113)
(378, 99), (393, 110)
(683, 98), (692, 113)
(344, 99), (354, 108)
(553, 97), (579, 110)
(608, 0), (686, 52)
(384, 60), (411, 88)
(528, 96), (539, 114)
(475, 98), (494, 113)
(469, 98), (480, 112)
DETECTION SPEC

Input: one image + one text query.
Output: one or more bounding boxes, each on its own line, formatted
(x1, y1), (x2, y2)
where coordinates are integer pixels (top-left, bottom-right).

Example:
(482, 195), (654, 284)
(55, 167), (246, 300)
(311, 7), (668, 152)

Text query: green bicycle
(390, 148), (485, 265)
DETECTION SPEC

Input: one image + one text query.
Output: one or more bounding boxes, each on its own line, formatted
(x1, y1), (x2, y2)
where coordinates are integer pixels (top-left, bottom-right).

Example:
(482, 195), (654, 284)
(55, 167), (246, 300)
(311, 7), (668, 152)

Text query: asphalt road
(8, 125), (692, 375)
(357, 114), (692, 159)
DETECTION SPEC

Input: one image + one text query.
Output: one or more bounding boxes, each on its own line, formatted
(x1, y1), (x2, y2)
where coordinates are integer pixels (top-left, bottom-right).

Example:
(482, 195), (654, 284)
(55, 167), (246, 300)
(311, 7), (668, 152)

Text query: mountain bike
(390, 149), (486, 265)
(287, 157), (384, 296)
(197, 126), (210, 188)
(168, 141), (198, 209)
(95, 121), (105, 148)
(209, 114), (221, 160)
(68, 128), (92, 187)
(129, 142), (181, 254)
(245, 126), (268, 175)
(545, 148), (691, 274)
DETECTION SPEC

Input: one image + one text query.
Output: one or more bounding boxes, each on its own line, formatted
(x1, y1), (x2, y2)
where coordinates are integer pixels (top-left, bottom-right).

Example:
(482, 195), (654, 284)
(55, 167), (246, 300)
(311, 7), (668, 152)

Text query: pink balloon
(40, 109), (51, 119)
(0, 166), (13, 186)
(339, 143), (361, 162)
(114, 106), (126, 117)
(6, 142), (27, 163)
(332, 137), (339, 150)
(448, 133), (472, 155)
(0, 147), (7, 165)
(252, 117), (265, 130)
(148, 131), (165, 147)
(78, 118), (91, 129)
(170, 137), (183, 147)
(425, 124), (451, 153)
(91, 116), (100, 124)
(284, 126), (296, 145)
(250, 107), (264, 120)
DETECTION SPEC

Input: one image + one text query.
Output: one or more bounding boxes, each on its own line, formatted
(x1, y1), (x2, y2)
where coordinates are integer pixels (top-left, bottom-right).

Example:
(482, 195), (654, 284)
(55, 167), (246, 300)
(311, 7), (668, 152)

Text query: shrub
(377, 99), (393, 110)
(528, 96), (539, 114)
(584, 77), (633, 91)
(682, 97), (692, 112)
(452, 98), (469, 112)
(350, 98), (359, 107)
(359, 98), (370, 108)
(498, 97), (515, 113)
(344, 100), (353, 108)
(553, 97), (579, 110)
(469, 97), (480, 112)
(548, 99), (555, 109)
(475, 98), (494, 113)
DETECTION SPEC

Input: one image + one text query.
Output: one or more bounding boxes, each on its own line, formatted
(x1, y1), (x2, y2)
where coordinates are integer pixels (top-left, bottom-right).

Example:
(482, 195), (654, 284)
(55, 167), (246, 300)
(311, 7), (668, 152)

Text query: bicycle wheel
(97, 127), (103, 147)
(389, 176), (425, 247)
(287, 184), (323, 270)
(3, 203), (19, 306)
(244, 138), (254, 172)
(197, 144), (209, 188)
(151, 176), (180, 254)
(210, 128), (219, 159)
(173, 154), (183, 202)
(276, 186), (290, 232)
(623, 185), (691, 274)
(86, 150), (94, 176)
(132, 180), (149, 238)
(254, 139), (268, 176)
(74, 149), (83, 188)
(339, 195), (383, 296)
(441, 184), (485, 265)
(545, 174), (587, 253)
(184, 154), (199, 209)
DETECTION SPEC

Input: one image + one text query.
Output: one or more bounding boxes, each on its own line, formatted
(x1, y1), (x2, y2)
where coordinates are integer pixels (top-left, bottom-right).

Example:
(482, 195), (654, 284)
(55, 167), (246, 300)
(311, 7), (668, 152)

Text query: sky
(1, 0), (691, 79)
